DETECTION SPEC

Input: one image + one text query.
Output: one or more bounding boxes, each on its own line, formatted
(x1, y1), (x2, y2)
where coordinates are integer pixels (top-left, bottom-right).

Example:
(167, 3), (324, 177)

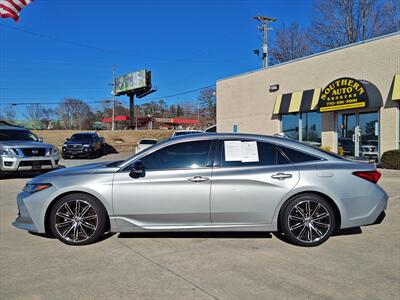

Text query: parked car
(0, 125), (60, 176)
(62, 132), (105, 159)
(135, 138), (158, 154)
(13, 133), (387, 247)
(171, 130), (203, 137)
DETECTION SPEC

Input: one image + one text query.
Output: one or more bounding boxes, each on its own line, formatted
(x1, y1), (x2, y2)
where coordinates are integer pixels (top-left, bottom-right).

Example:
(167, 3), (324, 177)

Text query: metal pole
(111, 66), (116, 131)
(129, 93), (135, 129)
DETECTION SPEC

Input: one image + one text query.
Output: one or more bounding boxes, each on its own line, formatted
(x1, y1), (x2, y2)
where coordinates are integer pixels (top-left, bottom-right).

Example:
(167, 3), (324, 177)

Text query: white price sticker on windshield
(224, 141), (242, 161)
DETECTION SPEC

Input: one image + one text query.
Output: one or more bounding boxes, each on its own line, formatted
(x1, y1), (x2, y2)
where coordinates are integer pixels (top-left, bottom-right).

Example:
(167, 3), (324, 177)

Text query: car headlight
(62, 144), (67, 148)
(83, 144), (91, 148)
(0, 147), (15, 157)
(23, 183), (52, 193)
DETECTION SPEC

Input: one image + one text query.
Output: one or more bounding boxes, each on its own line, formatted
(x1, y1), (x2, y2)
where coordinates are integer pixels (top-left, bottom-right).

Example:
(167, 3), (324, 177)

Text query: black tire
(280, 194), (336, 247)
(49, 193), (107, 246)
(88, 148), (95, 159)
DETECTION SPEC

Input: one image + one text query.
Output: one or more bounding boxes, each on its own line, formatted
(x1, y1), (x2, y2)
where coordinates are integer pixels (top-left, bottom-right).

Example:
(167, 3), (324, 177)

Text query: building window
(281, 114), (299, 140)
(281, 112), (321, 145)
(302, 112), (322, 145)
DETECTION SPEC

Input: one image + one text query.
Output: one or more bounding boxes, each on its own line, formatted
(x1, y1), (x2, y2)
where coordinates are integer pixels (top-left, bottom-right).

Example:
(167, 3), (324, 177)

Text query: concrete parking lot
(0, 154), (399, 300)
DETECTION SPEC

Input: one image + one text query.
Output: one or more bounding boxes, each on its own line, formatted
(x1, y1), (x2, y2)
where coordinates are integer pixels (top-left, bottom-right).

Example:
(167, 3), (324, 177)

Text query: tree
(270, 22), (313, 64)
(176, 104), (184, 117)
(25, 104), (44, 129)
(309, 0), (399, 50)
(0, 105), (16, 123)
(197, 87), (216, 121)
(58, 98), (91, 129)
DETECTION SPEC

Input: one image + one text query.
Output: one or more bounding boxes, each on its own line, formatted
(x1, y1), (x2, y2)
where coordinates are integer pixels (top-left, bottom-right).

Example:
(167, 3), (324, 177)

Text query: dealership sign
(318, 77), (368, 112)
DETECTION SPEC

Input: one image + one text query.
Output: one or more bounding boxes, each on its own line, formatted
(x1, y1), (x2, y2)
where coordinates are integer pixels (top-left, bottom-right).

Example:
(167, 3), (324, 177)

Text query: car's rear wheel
(280, 194), (335, 247)
(49, 193), (106, 245)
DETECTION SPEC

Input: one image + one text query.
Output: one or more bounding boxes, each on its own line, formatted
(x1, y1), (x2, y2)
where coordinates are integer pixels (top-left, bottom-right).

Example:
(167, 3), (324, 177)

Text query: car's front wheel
(280, 194), (336, 247)
(49, 193), (107, 245)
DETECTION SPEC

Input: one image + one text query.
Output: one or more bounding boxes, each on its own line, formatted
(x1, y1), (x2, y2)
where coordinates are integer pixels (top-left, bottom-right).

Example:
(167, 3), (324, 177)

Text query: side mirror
(66, 138), (70, 141)
(129, 161), (145, 179)
(38, 137), (44, 143)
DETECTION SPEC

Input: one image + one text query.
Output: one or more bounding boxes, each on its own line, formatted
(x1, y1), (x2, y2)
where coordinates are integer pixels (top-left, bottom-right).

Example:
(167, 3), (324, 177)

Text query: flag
(0, 0), (32, 22)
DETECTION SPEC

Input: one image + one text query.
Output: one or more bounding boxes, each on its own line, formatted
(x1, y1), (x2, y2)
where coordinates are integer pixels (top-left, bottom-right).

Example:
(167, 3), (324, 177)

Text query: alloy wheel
(287, 200), (331, 243)
(54, 200), (98, 242)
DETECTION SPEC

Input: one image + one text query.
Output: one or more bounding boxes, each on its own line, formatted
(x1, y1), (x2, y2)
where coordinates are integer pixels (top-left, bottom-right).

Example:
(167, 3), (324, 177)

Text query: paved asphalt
(0, 154), (399, 300)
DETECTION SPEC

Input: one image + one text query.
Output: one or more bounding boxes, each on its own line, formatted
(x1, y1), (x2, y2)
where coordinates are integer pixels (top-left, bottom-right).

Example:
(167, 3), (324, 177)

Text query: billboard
(114, 70), (150, 96)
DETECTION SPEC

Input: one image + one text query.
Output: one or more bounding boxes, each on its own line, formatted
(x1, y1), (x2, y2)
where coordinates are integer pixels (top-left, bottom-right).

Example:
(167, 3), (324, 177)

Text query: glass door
(338, 111), (379, 160)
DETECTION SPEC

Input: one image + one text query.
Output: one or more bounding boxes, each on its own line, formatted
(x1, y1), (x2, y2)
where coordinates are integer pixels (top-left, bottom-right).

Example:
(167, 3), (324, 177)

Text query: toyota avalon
(13, 133), (387, 247)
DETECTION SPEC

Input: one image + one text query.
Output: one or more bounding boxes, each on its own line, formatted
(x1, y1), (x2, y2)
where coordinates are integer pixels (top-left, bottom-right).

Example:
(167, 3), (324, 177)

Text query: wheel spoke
(64, 203), (75, 217)
(290, 222), (305, 231)
(56, 212), (73, 220)
(311, 203), (321, 217)
(297, 225), (306, 239)
(313, 220), (330, 228)
(289, 215), (304, 222)
(82, 221), (96, 231)
(79, 224), (89, 238)
(80, 205), (91, 217)
(307, 226), (313, 241)
(314, 213), (329, 221)
(56, 220), (74, 227)
(310, 223), (323, 238)
(62, 223), (75, 237)
(295, 207), (305, 218)
(75, 201), (81, 217)
(82, 215), (97, 220)
(305, 201), (311, 217)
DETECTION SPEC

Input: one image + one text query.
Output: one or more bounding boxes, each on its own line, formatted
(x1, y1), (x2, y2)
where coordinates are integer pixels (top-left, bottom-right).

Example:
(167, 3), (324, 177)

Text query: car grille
(19, 160), (52, 166)
(20, 148), (47, 157)
(67, 144), (83, 150)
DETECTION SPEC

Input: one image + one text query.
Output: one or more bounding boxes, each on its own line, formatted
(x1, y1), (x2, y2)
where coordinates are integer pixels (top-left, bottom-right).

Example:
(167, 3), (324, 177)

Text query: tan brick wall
(217, 33), (400, 155)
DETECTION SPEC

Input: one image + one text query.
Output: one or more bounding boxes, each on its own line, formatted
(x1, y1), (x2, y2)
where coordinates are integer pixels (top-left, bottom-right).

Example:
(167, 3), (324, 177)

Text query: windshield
(140, 139), (157, 145)
(70, 134), (94, 141)
(0, 129), (38, 142)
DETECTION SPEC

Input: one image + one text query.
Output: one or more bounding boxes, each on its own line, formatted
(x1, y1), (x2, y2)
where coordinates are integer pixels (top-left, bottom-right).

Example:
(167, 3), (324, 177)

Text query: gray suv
(0, 125), (60, 176)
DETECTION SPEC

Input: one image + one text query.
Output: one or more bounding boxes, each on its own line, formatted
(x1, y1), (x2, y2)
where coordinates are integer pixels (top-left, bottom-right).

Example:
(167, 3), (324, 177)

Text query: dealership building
(216, 33), (400, 160)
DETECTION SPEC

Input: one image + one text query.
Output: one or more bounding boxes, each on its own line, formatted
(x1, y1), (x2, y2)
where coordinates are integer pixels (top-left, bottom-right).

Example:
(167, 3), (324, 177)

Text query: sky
(0, 0), (314, 117)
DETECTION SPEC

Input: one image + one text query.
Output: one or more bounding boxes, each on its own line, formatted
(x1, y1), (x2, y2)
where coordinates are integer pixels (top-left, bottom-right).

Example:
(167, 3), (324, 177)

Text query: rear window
(140, 139), (157, 145)
(173, 131), (202, 136)
(279, 146), (321, 163)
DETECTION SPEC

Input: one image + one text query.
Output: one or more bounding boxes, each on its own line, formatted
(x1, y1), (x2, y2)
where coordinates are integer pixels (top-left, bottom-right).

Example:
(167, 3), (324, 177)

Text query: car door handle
(271, 173), (292, 180)
(188, 176), (209, 183)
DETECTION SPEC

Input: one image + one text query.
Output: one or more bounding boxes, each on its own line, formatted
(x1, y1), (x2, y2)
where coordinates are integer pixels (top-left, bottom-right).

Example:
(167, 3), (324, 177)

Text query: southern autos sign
(318, 77), (368, 112)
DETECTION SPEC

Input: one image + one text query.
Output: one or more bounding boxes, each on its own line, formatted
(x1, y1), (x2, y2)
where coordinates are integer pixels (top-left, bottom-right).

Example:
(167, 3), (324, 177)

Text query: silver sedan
(12, 133), (388, 247)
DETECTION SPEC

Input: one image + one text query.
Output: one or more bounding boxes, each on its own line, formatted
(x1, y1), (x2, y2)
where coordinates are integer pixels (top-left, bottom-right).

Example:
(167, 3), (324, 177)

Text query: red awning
(102, 115), (130, 123)
(170, 118), (199, 125)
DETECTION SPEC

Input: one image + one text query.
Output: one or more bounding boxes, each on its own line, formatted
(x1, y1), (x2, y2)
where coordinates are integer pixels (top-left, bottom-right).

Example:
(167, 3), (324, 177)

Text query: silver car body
(0, 126), (60, 173)
(13, 133), (387, 234)
(134, 138), (158, 154)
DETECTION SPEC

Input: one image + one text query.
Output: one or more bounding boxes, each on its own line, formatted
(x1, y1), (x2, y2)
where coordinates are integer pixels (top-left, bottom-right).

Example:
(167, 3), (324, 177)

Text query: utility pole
(253, 15), (277, 68)
(111, 66), (116, 131)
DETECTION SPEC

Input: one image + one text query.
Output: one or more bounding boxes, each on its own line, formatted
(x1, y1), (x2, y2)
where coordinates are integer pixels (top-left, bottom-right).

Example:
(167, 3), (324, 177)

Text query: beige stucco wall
(217, 33), (400, 155)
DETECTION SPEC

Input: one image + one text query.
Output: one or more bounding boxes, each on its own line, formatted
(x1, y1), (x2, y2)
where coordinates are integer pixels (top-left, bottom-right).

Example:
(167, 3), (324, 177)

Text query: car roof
(0, 125), (28, 131)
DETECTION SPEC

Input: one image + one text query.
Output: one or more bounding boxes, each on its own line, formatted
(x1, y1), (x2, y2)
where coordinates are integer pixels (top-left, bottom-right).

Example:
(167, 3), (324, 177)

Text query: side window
(279, 146), (321, 163)
(221, 140), (289, 167)
(140, 140), (212, 170)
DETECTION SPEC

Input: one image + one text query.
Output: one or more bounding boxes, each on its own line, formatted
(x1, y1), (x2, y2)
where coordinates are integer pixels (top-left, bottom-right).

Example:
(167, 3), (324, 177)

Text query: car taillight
(352, 171), (381, 184)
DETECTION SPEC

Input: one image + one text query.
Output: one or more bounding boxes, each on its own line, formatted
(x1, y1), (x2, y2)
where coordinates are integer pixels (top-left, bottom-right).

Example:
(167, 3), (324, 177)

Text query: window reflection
(281, 114), (299, 140)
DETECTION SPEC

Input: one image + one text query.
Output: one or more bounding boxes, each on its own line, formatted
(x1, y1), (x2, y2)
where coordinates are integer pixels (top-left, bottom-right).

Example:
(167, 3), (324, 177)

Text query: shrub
(380, 150), (400, 170)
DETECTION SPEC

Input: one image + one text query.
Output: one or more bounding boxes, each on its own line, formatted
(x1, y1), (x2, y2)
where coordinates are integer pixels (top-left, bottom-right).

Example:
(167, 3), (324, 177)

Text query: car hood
(64, 140), (92, 145)
(0, 141), (54, 148)
(30, 161), (119, 183)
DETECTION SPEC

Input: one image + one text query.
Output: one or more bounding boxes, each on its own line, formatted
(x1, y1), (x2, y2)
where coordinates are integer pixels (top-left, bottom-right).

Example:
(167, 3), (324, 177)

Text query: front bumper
(0, 154), (59, 172)
(62, 147), (91, 156)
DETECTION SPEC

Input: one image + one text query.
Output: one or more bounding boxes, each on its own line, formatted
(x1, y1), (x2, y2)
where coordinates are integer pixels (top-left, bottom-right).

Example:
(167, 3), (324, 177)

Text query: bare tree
(25, 104), (44, 130)
(309, 0), (398, 50)
(0, 105), (16, 123)
(58, 98), (91, 129)
(197, 88), (216, 121)
(270, 22), (313, 64)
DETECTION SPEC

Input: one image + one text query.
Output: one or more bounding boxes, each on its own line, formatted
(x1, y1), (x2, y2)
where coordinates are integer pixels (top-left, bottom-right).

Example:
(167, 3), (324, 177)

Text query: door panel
(211, 166), (299, 224)
(112, 168), (212, 227)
